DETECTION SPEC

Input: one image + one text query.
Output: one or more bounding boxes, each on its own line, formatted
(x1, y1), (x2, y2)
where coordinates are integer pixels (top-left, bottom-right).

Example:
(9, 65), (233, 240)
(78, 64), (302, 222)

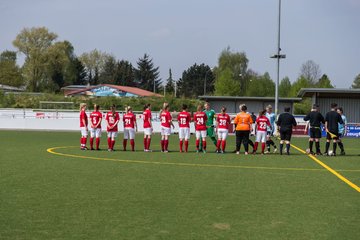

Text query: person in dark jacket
(276, 107), (297, 155)
(324, 103), (344, 156)
(303, 104), (325, 155)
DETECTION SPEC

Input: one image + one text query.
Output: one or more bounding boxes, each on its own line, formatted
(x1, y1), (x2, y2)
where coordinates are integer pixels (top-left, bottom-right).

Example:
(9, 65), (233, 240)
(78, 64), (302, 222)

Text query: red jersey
(80, 110), (88, 127)
(105, 111), (120, 132)
(143, 109), (152, 128)
(160, 110), (172, 128)
(90, 111), (102, 128)
(194, 111), (207, 131)
(177, 111), (191, 128)
(256, 115), (271, 132)
(217, 113), (231, 129)
(123, 112), (136, 129)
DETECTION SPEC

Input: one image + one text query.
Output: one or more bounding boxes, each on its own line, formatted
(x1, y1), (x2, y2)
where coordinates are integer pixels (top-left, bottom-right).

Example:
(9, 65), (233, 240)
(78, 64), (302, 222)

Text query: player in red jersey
(123, 106), (137, 151)
(216, 106), (231, 153)
(177, 104), (191, 152)
(253, 109), (272, 154)
(160, 103), (175, 152)
(142, 104), (153, 152)
(79, 103), (88, 150)
(193, 104), (208, 153)
(105, 104), (120, 151)
(89, 104), (102, 150)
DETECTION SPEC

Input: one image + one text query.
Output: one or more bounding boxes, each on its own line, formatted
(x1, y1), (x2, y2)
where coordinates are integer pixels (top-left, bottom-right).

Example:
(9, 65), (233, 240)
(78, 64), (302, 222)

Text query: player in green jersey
(205, 102), (218, 144)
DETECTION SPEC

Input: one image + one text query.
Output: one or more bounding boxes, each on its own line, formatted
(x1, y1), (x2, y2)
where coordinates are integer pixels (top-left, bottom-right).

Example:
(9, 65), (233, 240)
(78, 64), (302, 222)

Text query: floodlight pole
(271, 0), (285, 118)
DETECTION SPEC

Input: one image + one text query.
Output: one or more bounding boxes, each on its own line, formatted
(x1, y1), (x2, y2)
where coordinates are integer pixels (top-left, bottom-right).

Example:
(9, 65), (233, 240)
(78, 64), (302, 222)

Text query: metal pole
(275, 0), (281, 117)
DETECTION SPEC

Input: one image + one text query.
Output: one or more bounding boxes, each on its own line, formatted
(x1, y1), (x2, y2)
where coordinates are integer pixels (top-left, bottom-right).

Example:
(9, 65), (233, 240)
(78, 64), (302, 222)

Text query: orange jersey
(234, 112), (253, 131)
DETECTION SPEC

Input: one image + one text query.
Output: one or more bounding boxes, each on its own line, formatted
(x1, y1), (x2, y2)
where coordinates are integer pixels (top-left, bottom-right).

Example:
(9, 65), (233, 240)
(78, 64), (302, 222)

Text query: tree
(246, 72), (275, 97)
(13, 27), (58, 91)
(316, 74), (333, 88)
(135, 54), (161, 92)
(0, 50), (23, 87)
(299, 60), (321, 85)
(351, 73), (360, 88)
(214, 67), (241, 96)
(114, 60), (136, 86)
(99, 55), (117, 84)
(165, 68), (175, 95)
(80, 49), (112, 85)
(290, 76), (312, 97)
(279, 76), (292, 97)
(216, 47), (249, 95)
(177, 63), (214, 97)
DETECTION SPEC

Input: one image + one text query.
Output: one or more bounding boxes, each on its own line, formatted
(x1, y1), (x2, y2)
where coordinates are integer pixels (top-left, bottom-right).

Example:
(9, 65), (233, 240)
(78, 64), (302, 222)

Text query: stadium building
(62, 84), (163, 98)
(297, 88), (360, 123)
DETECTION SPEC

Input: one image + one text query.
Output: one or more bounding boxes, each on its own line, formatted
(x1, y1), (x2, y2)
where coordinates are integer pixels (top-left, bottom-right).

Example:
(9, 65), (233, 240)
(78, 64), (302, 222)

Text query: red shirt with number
(143, 109), (152, 128)
(123, 112), (136, 129)
(194, 111), (207, 131)
(80, 110), (88, 127)
(177, 111), (191, 128)
(105, 112), (120, 132)
(217, 113), (231, 130)
(256, 115), (271, 132)
(160, 110), (172, 128)
(90, 111), (102, 128)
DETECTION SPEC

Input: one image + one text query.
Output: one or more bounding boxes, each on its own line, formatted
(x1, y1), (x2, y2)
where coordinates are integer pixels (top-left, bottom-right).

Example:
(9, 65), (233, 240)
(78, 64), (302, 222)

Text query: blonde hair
(79, 103), (86, 111)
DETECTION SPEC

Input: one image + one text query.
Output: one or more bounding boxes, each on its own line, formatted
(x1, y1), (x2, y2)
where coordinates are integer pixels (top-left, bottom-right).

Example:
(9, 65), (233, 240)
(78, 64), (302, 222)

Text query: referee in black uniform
(324, 103), (344, 156)
(276, 107), (297, 155)
(303, 104), (325, 155)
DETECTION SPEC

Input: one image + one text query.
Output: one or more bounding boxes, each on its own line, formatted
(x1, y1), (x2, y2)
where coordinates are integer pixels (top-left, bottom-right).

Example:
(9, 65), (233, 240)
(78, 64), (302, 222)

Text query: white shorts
(90, 128), (102, 138)
(179, 127), (190, 140)
(124, 128), (135, 139)
(144, 127), (152, 136)
(256, 131), (267, 143)
(80, 127), (88, 137)
(196, 130), (207, 139)
(161, 126), (171, 136)
(217, 129), (228, 140)
(107, 131), (118, 139)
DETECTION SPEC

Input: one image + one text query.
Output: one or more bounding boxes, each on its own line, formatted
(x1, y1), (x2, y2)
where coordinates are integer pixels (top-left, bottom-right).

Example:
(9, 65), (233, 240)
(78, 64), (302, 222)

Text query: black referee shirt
(303, 111), (325, 128)
(325, 110), (343, 133)
(277, 112), (297, 131)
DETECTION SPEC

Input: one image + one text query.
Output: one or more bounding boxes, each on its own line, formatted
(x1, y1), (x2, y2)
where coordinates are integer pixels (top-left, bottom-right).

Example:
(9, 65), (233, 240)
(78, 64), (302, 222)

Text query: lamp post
(204, 68), (213, 96)
(270, 0), (286, 117)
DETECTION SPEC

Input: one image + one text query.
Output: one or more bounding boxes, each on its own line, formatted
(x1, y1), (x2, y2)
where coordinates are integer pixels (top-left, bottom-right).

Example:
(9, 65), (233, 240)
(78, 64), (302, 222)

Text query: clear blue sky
(1, 0), (359, 88)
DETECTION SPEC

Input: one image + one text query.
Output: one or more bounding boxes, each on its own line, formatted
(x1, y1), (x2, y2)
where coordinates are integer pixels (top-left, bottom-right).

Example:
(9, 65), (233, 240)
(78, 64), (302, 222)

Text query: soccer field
(1, 130), (359, 240)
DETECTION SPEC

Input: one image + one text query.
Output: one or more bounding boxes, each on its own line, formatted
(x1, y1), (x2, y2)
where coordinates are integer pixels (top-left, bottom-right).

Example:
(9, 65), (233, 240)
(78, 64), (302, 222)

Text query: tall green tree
(13, 27), (58, 91)
(351, 73), (360, 88)
(165, 68), (175, 95)
(80, 49), (112, 85)
(290, 76), (312, 97)
(316, 74), (333, 88)
(99, 55), (117, 84)
(0, 50), (23, 87)
(215, 47), (249, 95)
(246, 72), (275, 97)
(279, 76), (292, 97)
(135, 54), (161, 92)
(214, 67), (240, 96)
(177, 63), (214, 97)
(114, 60), (136, 86)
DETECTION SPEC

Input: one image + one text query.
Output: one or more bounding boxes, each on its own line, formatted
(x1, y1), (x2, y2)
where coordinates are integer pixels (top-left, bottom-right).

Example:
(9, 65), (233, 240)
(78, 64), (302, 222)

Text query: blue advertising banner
(346, 124), (360, 138)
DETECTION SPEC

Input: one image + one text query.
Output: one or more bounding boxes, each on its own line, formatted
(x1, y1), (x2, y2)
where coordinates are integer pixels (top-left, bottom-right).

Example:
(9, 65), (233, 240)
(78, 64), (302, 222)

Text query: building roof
(65, 84), (163, 97)
(297, 88), (360, 98)
(199, 95), (302, 102)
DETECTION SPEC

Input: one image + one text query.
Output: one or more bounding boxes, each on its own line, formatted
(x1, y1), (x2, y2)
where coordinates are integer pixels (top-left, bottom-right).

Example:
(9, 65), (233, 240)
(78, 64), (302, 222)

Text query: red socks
(161, 140), (164, 151)
(107, 138), (111, 149)
(261, 143), (265, 153)
(196, 139), (200, 150)
(96, 138), (100, 150)
(185, 140), (188, 152)
(179, 140), (183, 152)
(222, 140), (226, 151)
(216, 140), (221, 151)
(123, 139), (127, 151)
(147, 138), (151, 150)
(143, 138), (147, 150)
(254, 142), (259, 152)
(130, 139), (135, 151)
(90, 138), (94, 149)
(202, 140), (206, 150)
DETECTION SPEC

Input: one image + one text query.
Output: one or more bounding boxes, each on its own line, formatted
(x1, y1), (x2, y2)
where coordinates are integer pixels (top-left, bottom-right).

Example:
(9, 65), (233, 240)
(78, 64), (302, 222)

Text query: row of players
(79, 102), (282, 154)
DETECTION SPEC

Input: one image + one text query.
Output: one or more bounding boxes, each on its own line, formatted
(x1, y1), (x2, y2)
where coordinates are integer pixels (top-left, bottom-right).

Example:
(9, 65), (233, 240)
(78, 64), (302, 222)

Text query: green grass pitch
(1, 130), (359, 240)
